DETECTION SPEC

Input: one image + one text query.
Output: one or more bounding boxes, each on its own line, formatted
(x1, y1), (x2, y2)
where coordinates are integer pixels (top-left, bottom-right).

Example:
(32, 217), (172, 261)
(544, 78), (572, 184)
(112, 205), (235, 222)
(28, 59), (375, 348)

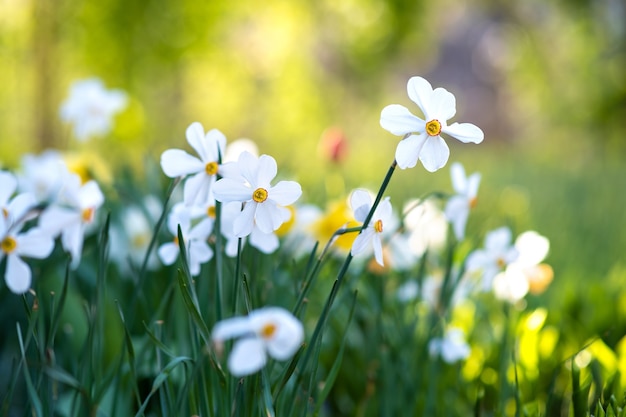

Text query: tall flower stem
(299, 159), (398, 372)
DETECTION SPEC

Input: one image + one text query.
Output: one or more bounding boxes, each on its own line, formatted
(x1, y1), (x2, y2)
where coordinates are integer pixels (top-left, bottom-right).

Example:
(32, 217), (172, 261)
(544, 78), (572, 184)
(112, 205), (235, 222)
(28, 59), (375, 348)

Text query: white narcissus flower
(380, 76), (484, 172)
(60, 78), (127, 142)
(160, 123), (235, 207)
(493, 231), (552, 302)
(38, 174), (105, 269)
(212, 152), (302, 238)
(1, 216), (54, 294)
(157, 204), (213, 276)
(349, 189), (394, 267)
(404, 199), (448, 257)
(1, 171), (37, 229)
(465, 227), (519, 291)
(428, 327), (471, 363)
(212, 307), (304, 377)
(17, 150), (69, 203)
(444, 162), (481, 241)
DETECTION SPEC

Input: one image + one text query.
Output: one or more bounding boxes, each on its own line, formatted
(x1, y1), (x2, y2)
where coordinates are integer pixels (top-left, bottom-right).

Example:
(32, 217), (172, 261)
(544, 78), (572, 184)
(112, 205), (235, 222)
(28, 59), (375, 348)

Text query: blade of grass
(16, 323), (43, 417)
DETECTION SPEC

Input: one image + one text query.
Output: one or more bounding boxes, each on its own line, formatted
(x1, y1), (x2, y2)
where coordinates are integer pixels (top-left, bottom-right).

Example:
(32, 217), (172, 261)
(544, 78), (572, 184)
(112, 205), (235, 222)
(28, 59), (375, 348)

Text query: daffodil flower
(380, 76), (484, 172)
(212, 151), (302, 238)
(38, 174), (105, 269)
(60, 78), (127, 142)
(212, 307), (304, 377)
(465, 227), (519, 291)
(445, 162), (481, 240)
(161, 123), (235, 207)
(349, 189), (394, 266)
(1, 216), (54, 294)
(428, 327), (471, 363)
(157, 204), (213, 276)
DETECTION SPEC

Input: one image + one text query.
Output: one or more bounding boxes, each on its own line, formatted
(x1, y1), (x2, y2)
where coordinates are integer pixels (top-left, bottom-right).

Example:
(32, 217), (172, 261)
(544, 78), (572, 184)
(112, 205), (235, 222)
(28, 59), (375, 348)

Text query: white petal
(16, 229), (54, 259)
(444, 196), (469, 241)
(376, 197), (393, 223)
(38, 206), (79, 237)
(351, 229), (373, 256)
(249, 227), (279, 254)
(189, 240), (213, 268)
(185, 122), (209, 161)
(79, 181), (105, 210)
(5, 254), (31, 294)
(233, 203), (256, 237)
(0, 171), (17, 205)
(406, 76), (434, 118)
(419, 136), (450, 172)
(467, 173), (481, 199)
(237, 152), (260, 187)
(485, 227), (512, 250)
(212, 316), (253, 341)
(515, 231), (549, 266)
(450, 162), (467, 194)
(269, 181), (302, 206)
(228, 338), (267, 376)
(380, 105), (424, 136)
(183, 172), (211, 206)
(429, 87), (456, 121)
(255, 202), (289, 233)
(372, 234), (384, 266)
(157, 242), (179, 265)
(350, 189), (372, 222)
(395, 133), (428, 169)
(442, 123), (484, 144)
(212, 178), (252, 203)
(6, 193), (37, 226)
(203, 128), (227, 162)
(61, 223), (84, 269)
(256, 155), (278, 187)
(160, 149), (204, 178)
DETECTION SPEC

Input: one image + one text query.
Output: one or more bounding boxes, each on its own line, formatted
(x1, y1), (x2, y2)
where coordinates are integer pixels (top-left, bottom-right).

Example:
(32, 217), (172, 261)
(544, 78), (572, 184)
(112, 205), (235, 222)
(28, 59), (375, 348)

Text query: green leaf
(16, 324), (43, 417)
(177, 270), (211, 344)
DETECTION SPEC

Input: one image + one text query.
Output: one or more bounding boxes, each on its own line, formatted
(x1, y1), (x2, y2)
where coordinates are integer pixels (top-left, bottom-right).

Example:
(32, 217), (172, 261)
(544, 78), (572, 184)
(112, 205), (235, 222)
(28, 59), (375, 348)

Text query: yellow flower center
(252, 188), (268, 203)
(2, 207), (8, 218)
(82, 208), (95, 223)
(425, 119), (442, 136)
(496, 257), (506, 268)
(207, 205), (216, 218)
(374, 219), (383, 233)
(205, 162), (219, 176)
(260, 323), (277, 339)
(469, 197), (478, 209)
(1, 236), (17, 254)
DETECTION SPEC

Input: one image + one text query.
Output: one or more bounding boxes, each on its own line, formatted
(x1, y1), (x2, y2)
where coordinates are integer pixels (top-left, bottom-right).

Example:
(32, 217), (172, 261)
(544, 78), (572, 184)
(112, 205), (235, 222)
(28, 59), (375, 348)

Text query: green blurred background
(1, 0), (625, 346)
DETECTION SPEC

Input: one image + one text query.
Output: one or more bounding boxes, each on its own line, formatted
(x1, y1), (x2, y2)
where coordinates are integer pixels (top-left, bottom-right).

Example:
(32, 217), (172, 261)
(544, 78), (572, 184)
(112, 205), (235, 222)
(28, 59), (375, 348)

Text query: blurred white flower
(38, 174), (104, 269)
(444, 162), (481, 241)
(110, 197), (161, 274)
(280, 204), (322, 259)
(160, 123), (233, 207)
(1, 171), (37, 229)
(212, 307), (304, 377)
(213, 152), (302, 238)
(157, 204), (213, 276)
(1, 216), (54, 294)
(380, 76), (484, 172)
(396, 279), (419, 303)
(493, 230), (552, 302)
(465, 227), (519, 291)
(349, 189), (394, 266)
(17, 150), (69, 203)
(223, 138), (259, 162)
(60, 78), (127, 141)
(404, 199), (448, 257)
(428, 327), (471, 363)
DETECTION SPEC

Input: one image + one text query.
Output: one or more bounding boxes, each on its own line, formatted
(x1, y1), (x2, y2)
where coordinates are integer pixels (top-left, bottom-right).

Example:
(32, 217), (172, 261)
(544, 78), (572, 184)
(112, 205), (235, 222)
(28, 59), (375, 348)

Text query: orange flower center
(425, 119), (442, 136)
(82, 208), (95, 223)
(205, 162), (219, 176)
(374, 219), (383, 233)
(469, 197), (478, 209)
(252, 188), (268, 203)
(1, 236), (17, 254)
(2, 207), (8, 218)
(260, 323), (277, 339)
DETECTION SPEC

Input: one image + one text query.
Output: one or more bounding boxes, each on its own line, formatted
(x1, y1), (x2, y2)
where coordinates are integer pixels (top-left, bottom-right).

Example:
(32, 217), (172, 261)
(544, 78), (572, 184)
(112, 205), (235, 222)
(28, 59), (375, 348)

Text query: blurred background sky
(1, 0), (625, 342)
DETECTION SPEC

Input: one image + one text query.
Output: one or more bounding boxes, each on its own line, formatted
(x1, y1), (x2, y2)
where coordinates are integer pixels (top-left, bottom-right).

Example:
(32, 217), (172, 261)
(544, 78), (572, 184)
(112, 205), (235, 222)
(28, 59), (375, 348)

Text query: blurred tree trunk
(32, 0), (58, 150)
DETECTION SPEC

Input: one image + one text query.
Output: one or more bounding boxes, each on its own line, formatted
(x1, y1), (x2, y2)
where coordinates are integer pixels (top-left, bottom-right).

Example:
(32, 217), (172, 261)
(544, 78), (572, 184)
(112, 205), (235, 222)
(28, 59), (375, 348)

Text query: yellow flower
(309, 200), (359, 252)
